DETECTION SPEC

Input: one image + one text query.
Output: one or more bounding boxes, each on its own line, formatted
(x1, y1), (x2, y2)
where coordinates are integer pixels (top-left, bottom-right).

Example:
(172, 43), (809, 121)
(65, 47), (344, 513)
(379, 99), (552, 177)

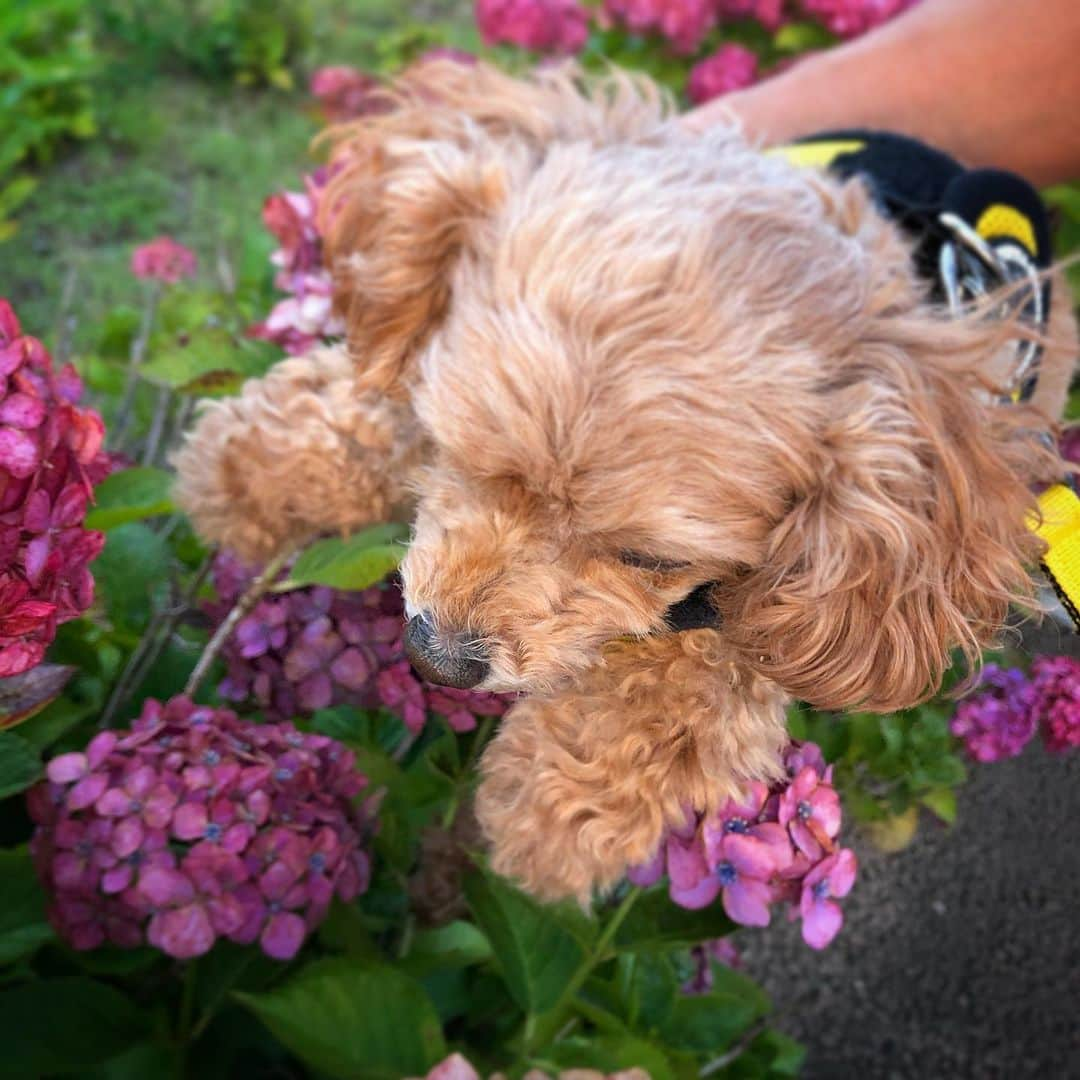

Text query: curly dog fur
(174, 60), (1077, 903)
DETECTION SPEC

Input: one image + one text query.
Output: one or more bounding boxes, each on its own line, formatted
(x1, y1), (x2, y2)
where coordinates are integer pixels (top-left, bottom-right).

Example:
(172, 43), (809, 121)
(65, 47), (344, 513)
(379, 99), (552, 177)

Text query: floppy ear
(322, 122), (510, 399)
(720, 311), (1057, 713)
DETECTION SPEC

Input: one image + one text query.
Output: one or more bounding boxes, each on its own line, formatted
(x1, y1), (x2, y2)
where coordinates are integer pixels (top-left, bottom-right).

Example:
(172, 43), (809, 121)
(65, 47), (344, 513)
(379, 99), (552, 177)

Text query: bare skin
(683, 0), (1080, 187)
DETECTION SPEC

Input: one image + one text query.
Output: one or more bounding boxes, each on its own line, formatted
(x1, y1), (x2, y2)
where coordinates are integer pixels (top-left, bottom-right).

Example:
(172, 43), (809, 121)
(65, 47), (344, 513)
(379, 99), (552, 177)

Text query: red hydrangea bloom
(798, 0), (918, 38)
(1031, 655), (1080, 753)
(309, 66), (384, 123)
(28, 696), (372, 961)
(0, 299), (111, 676)
(476, 0), (591, 53)
(687, 43), (758, 103)
(249, 168), (345, 356)
(130, 237), (197, 284)
(207, 553), (510, 734)
(604, 0), (716, 54)
(628, 741), (857, 950)
(949, 664), (1038, 763)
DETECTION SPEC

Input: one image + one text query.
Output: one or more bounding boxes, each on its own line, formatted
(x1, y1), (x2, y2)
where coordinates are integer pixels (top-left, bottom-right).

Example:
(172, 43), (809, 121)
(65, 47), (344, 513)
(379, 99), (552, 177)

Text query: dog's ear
(720, 312), (1055, 712)
(323, 121), (510, 399)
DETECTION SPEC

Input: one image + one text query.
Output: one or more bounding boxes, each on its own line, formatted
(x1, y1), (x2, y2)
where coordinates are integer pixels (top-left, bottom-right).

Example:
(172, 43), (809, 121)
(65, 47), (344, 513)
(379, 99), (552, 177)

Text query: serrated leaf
(279, 525), (409, 592)
(85, 467), (174, 530)
(0, 848), (53, 964)
(235, 959), (445, 1080)
(920, 787), (958, 825)
(0, 977), (149, 1074)
(0, 730), (42, 798)
(659, 992), (760, 1054)
(614, 885), (736, 953)
(463, 868), (585, 1013)
(0, 664), (75, 729)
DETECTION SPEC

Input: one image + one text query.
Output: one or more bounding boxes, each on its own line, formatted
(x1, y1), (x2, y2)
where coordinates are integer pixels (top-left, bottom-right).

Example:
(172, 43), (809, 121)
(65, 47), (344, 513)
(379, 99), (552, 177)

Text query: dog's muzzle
(403, 614), (490, 689)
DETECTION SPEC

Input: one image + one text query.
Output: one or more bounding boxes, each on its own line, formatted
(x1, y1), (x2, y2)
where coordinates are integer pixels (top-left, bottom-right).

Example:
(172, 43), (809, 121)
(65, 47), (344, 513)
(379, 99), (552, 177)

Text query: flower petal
(260, 911), (307, 960)
(801, 898), (843, 949)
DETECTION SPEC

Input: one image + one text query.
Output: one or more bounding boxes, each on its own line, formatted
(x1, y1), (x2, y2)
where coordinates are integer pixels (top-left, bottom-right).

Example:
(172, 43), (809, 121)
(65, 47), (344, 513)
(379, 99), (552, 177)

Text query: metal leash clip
(937, 210), (1045, 399)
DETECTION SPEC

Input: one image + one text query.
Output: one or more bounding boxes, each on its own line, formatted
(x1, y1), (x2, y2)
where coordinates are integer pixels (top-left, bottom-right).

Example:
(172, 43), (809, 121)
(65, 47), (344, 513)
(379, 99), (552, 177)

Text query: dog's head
(326, 62), (1056, 706)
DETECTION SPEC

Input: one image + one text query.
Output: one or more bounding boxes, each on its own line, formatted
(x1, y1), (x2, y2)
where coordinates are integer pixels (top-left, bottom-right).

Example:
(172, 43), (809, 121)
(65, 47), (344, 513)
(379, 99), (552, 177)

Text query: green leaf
(0, 977), (149, 1074)
(93, 522), (170, 633)
(0, 730), (42, 799)
(403, 920), (493, 977)
(0, 849), (53, 964)
(614, 885), (736, 953)
(659, 992), (761, 1054)
(463, 868), (586, 1013)
(920, 787), (958, 825)
(235, 959), (445, 1080)
(279, 525), (410, 592)
(85, 467), (174, 530)
(546, 1034), (677, 1080)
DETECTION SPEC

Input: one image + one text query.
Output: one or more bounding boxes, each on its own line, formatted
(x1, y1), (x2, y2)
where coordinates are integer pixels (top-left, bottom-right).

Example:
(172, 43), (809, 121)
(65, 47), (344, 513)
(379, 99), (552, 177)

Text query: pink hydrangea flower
(207, 553), (511, 734)
(1031, 655), (1080, 753)
(950, 664), (1038, 763)
(798, 0), (918, 38)
(628, 742), (857, 948)
(130, 237), (197, 284)
(309, 66), (384, 123)
(0, 299), (111, 676)
(476, 0), (590, 52)
(604, 0), (716, 54)
(799, 847), (857, 948)
(687, 43), (758, 104)
(29, 695), (372, 961)
(716, 0), (787, 30)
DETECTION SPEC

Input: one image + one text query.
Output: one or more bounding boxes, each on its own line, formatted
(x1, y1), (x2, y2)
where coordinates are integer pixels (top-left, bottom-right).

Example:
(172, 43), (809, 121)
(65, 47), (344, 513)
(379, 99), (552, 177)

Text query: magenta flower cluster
(248, 167), (344, 357)
(686, 42), (758, 103)
(950, 658), (1080, 761)
(130, 236), (198, 285)
(208, 553), (509, 734)
(629, 742), (857, 950)
(0, 299), (111, 677)
(28, 695), (371, 961)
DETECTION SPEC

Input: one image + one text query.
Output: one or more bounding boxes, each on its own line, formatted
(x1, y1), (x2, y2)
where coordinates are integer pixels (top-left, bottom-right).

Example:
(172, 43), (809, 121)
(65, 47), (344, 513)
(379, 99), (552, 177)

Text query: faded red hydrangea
(207, 553), (510, 734)
(130, 237), (197, 284)
(0, 300), (111, 676)
(716, 0), (787, 30)
(949, 664), (1038, 763)
(249, 168), (345, 356)
(309, 66), (384, 123)
(687, 43), (758, 103)
(28, 695), (371, 961)
(603, 0), (716, 53)
(628, 741), (857, 950)
(476, 0), (591, 53)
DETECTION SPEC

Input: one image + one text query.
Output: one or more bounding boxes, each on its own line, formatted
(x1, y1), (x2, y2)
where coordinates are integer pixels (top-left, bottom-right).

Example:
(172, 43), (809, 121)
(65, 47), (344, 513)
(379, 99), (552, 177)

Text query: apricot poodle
(174, 60), (1077, 903)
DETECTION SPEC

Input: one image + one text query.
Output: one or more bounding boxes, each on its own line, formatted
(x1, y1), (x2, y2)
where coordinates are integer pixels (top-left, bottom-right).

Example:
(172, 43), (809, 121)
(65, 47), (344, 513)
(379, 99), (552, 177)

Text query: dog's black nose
(403, 614), (490, 689)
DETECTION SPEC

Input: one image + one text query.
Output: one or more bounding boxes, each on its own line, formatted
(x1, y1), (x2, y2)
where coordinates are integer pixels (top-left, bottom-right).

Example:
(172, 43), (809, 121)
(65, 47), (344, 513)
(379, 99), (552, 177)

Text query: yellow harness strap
(1032, 484), (1080, 627)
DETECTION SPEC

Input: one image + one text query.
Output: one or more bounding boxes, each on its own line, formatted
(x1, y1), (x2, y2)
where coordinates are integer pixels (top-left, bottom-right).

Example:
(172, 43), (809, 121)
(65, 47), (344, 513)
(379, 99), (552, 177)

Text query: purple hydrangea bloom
(1031, 655), (1080, 754)
(628, 742), (857, 950)
(208, 553), (510, 734)
(28, 695), (372, 961)
(950, 664), (1038, 763)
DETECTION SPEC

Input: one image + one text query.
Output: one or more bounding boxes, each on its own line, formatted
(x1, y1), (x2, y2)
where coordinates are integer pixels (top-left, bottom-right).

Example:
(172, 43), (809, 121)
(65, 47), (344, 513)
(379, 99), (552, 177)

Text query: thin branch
(184, 546), (299, 698)
(114, 281), (162, 446)
(698, 1019), (770, 1077)
(141, 385), (173, 466)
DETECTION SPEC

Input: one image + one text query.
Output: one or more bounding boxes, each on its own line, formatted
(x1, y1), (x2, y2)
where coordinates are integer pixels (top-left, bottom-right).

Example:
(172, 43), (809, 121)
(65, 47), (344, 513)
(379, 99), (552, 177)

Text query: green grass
(6, 0), (476, 354)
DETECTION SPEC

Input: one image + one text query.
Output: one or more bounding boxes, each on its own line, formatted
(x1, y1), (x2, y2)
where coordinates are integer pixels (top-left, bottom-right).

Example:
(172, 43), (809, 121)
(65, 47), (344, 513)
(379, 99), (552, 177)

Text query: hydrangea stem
(522, 886), (641, 1055)
(184, 545), (301, 698)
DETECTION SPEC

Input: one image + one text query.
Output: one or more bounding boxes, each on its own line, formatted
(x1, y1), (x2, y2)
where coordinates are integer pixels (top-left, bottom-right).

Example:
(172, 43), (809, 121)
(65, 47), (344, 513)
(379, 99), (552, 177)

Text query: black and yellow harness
(666, 130), (1080, 633)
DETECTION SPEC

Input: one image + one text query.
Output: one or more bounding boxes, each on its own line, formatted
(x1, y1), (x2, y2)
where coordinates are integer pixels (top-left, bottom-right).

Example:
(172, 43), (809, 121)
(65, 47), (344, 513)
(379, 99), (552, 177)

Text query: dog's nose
(403, 614), (490, 689)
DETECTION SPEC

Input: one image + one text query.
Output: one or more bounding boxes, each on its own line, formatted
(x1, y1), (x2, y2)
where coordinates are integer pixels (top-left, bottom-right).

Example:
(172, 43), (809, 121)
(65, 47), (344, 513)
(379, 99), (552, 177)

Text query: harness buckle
(937, 211), (1045, 400)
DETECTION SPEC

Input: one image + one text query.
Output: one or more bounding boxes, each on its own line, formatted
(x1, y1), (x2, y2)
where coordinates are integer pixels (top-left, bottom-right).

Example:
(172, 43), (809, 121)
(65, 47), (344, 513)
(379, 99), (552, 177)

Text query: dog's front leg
(474, 630), (790, 904)
(173, 346), (424, 563)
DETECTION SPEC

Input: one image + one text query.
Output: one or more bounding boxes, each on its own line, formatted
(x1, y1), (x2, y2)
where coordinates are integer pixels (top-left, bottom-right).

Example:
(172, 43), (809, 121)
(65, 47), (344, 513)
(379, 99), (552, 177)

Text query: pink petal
(101, 863), (134, 894)
(723, 832), (780, 879)
(667, 834), (709, 890)
(67, 772), (108, 811)
(172, 801), (209, 841)
(829, 849), (858, 898)
(669, 873), (722, 910)
(138, 866), (194, 907)
(723, 876), (772, 928)
(0, 426), (40, 477)
(626, 845), (665, 887)
(95, 788), (134, 817)
(260, 911), (307, 960)
(111, 818), (145, 858)
(426, 1052), (482, 1080)
(789, 819), (824, 861)
(142, 784), (178, 829)
(149, 904), (215, 959)
(801, 898), (843, 949)
(85, 731), (117, 769)
(47, 752), (87, 784)
(809, 787), (842, 838)
(0, 392), (46, 429)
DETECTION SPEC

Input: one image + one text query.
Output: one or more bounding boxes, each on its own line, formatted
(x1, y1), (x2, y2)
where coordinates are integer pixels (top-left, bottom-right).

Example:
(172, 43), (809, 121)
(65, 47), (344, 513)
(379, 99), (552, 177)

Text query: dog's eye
(618, 551), (691, 573)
